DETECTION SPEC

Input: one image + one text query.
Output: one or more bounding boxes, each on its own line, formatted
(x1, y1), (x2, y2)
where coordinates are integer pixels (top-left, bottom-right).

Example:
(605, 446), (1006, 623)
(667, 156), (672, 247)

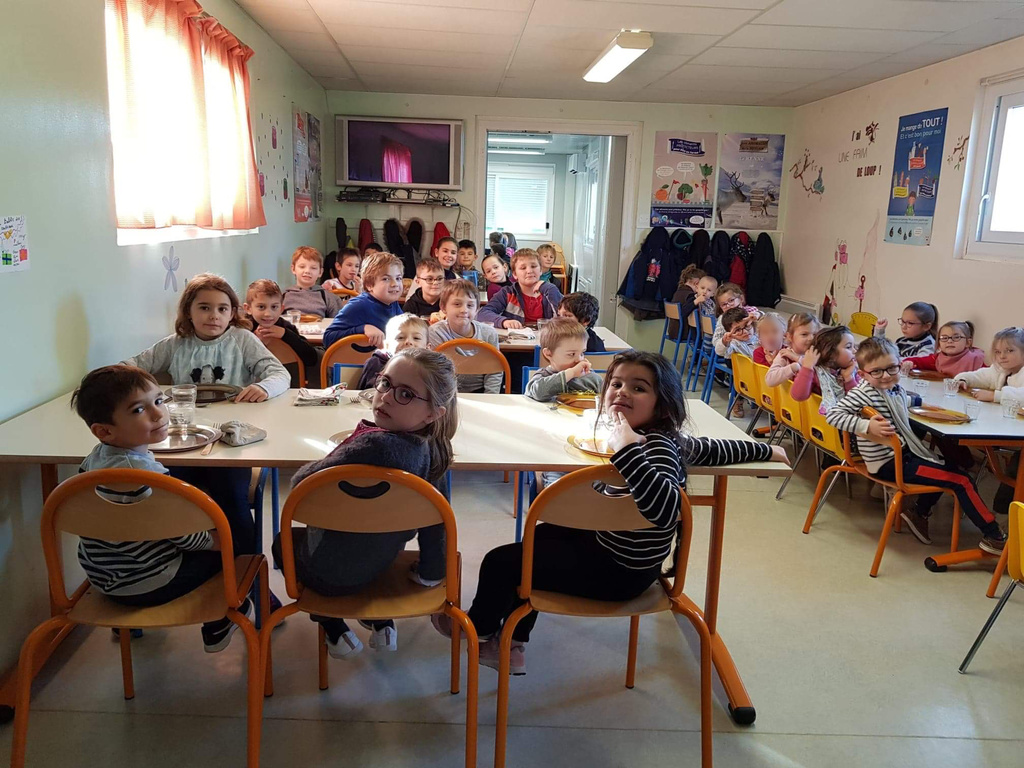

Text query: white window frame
(485, 162), (555, 241)
(960, 70), (1024, 261)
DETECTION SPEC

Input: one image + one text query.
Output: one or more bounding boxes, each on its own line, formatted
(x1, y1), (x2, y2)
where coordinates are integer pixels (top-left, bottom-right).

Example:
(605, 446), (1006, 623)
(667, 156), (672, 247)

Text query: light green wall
(0, 0), (326, 672)
(325, 91), (793, 350)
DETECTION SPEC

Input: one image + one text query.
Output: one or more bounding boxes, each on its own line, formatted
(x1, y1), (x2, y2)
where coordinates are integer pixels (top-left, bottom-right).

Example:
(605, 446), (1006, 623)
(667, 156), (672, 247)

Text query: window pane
(485, 167), (551, 237)
(990, 103), (1024, 233)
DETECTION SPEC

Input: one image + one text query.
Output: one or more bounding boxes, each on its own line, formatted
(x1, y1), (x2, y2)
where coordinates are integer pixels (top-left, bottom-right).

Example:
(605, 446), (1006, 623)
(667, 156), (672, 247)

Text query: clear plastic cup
(943, 378), (960, 397)
(1002, 398), (1020, 419)
(169, 384), (197, 434)
(286, 310), (302, 326)
(964, 401), (981, 422)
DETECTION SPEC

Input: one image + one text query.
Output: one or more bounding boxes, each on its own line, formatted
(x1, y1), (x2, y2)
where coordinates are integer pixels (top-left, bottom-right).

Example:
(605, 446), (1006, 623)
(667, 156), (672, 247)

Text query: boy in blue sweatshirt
(324, 251), (404, 349)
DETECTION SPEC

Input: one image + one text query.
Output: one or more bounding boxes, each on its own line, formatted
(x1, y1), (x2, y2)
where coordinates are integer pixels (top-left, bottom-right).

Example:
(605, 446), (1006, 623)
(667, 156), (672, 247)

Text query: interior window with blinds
(485, 163), (555, 241)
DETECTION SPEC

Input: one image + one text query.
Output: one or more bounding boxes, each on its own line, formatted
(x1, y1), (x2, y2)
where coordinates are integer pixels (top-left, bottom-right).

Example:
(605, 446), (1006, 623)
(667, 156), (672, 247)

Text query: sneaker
(325, 629), (364, 660)
(408, 562), (443, 587)
(110, 628), (143, 640)
(979, 535), (1006, 555)
(731, 403), (745, 419)
(358, 620), (398, 652)
(202, 598), (254, 653)
(900, 507), (932, 545)
(479, 638), (526, 675)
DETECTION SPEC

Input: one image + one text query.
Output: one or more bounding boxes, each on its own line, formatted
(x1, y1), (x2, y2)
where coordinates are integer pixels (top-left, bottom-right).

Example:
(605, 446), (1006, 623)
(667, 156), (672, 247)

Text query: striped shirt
(602, 432), (773, 570)
(824, 381), (937, 473)
(77, 444), (213, 596)
(873, 327), (935, 358)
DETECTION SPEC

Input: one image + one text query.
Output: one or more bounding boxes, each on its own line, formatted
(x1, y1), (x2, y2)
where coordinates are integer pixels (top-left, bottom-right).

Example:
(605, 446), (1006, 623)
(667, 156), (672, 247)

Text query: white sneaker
(408, 563), (443, 587)
(358, 620), (397, 652)
(326, 630), (363, 660)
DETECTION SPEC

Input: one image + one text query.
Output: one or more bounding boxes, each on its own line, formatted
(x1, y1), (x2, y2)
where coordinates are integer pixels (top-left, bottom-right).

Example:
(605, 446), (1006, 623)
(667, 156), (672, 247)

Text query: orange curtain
(105, 0), (265, 230)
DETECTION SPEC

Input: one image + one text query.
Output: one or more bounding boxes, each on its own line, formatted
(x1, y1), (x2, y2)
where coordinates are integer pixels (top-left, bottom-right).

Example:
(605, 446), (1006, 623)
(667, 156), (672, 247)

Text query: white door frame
(474, 116), (642, 327)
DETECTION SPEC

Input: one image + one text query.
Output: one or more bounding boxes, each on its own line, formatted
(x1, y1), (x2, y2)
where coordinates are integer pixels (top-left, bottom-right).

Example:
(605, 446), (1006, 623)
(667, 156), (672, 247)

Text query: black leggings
(169, 466), (255, 555)
(107, 551), (224, 627)
(466, 524), (661, 643)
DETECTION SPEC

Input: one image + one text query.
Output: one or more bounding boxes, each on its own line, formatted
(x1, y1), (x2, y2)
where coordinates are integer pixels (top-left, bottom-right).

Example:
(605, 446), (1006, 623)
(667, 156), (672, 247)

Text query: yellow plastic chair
(493, 465), (711, 768)
(774, 380), (811, 499)
(258, 465), (479, 768)
(10, 470), (269, 768)
(321, 333), (374, 388)
(848, 312), (878, 338)
(731, 353), (762, 433)
(753, 362), (782, 432)
(960, 501), (1023, 672)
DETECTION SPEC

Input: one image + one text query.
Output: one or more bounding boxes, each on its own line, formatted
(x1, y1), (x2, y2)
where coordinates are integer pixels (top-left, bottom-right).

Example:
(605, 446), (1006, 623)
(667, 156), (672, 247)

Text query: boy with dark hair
(403, 258), (446, 318)
(71, 365), (251, 652)
(244, 279), (319, 387)
(557, 292), (606, 352)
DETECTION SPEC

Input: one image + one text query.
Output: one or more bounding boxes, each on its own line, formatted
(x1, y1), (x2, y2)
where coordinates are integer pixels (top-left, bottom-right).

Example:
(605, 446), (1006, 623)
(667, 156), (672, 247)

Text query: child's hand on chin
(606, 410), (645, 453)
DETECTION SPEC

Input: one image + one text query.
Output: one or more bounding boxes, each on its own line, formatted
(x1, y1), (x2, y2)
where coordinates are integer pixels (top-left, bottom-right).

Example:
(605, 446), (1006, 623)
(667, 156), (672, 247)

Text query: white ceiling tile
(720, 24), (946, 53)
(239, 4), (324, 33)
(355, 0), (533, 9)
(308, 0), (528, 33)
(361, 79), (499, 96)
(830, 58), (933, 84)
(326, 25), (515, 55)
(238, 0), (315, 10)
(515, 25), (622, 50)
(935, 17), (1024, 45)
(317, 76), (365, 91)
(651, 32), (724, 56)
(289, 49), (356, 78)
(343, 45), (505, 71)
(884, 42), (978, 67)
(657, 63), (844, 86)
(262, 29), (340, 53)
(627, 88), (768, 105)
(528, 0), (759, 35)
(352, 61), (502, 84)
(505, 46), (601, 74)
(581, 0), (773, 6)
(691, 46), (887, 70)
(626, 53), (693, 75)
(754, 0), (1020, 33)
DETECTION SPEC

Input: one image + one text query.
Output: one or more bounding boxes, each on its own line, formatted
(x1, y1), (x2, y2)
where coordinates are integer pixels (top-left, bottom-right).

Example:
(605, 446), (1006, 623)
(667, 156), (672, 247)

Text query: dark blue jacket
(323, 292), (402, 348)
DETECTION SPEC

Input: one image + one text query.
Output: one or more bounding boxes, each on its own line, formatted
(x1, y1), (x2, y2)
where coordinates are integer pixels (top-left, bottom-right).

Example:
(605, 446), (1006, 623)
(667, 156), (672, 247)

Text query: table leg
(514, 472), (525, 543)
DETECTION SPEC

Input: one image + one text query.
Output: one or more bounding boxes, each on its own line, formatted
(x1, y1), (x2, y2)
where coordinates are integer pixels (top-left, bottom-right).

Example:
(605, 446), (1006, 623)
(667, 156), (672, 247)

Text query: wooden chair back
(700, 314), (715, 336)
(42, 470), (240, 611)
(264, 336), (306, 387)
(321, 333), (374, 386)
(279, 465), (460, 604)
(435, 338), (512, 394)
(664, 302), (682, 321)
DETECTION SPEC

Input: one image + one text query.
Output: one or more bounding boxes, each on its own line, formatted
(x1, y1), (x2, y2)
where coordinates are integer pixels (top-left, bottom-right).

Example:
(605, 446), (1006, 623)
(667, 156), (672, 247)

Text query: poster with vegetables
(650, 131), (718, 228)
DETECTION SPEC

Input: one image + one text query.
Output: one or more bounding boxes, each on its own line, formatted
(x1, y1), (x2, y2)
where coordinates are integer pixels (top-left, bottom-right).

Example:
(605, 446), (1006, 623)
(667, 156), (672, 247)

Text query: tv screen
(336, 116), (464, 190)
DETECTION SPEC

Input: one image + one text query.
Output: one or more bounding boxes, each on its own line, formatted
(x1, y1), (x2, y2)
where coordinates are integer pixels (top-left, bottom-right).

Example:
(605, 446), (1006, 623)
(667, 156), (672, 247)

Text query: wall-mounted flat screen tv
(335, 116), (464, 190)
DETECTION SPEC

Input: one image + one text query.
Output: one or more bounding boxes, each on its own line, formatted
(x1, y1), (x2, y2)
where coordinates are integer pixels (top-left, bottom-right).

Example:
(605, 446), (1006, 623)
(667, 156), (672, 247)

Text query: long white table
(0, 391), (787, 725)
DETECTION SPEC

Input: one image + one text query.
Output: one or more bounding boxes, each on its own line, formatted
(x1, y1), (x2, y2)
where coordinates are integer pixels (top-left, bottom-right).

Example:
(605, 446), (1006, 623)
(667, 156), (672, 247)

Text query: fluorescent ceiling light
(487, 148), (545, 155)
(487, 135), (551, 145)
(583, 30), (652, 83)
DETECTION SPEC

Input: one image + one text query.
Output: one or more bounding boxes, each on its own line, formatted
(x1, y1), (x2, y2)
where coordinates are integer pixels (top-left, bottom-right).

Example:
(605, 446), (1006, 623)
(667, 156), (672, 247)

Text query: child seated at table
(790, 325), (860, 409)
(277, 349), (456, 657)
(712, 283), (762, 357)
(282, 246), (346, 319)
(953, 326), (1024, 403)
(753, 313), (786, 366)
(765, 313), (820, 386)
(244, 279), (319, 388)
(667, 266), (705, 340)
(434, 236), (459, 280)
(403, 258), (446, 319)
(900, 320), (985, 377)
(524, 318), (604, 403)
(322, 247), (362, 294)
(482, 252), (512, 300)
(537, 243), (558, 285)
(456, 239), (478, 274)
(826, 337), (1006, 553)
(324, 252), (405, 349)
(432, 350), (786, 674)
(363, 242), (382, 256)
(557, 292), (606, 353)
(357, 313), (429, 390)
(718, 307), (757, 359)
(874, 301), (939, 357)
(696, 275), (718, 319)
(71, 365), (250, 652)
(478, 248), (563, 330)
(428, 279), (503, 393)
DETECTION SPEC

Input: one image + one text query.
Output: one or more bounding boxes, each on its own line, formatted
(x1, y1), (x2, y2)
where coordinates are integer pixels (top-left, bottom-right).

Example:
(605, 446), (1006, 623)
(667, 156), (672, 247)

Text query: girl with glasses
(873, 301), (939, 357)
(899, 320), (985, 377)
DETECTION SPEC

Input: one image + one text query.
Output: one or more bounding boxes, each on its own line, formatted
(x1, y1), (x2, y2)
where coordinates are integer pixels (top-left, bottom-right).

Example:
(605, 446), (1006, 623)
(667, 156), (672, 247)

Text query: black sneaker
(979, 535), (1006, 555)
(202, 598), (253, 653)
(900, 507), (932, 545)
(110, 628), (144, 640)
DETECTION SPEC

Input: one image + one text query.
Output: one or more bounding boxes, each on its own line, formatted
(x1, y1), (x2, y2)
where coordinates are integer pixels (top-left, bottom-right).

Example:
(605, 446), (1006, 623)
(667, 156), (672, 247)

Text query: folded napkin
(220, 421), (267, 447)
(295, 385), (346, 406)
(505, 329), (536, 341)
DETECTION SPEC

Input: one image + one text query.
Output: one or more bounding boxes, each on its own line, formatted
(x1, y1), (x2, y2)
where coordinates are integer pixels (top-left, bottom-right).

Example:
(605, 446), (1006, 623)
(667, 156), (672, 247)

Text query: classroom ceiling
(237, 0), (1024, 107)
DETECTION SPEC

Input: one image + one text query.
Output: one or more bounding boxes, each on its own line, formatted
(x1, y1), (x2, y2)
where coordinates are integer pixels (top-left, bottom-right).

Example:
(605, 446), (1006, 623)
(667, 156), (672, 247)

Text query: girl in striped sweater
(435, 351), (788, 675)
(873, 301), (939, 358)
(825, 337), (1005, 553)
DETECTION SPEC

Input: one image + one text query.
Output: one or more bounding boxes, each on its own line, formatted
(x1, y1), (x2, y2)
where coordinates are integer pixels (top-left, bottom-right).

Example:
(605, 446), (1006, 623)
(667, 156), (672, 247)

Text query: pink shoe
(479, 638), (526, 675)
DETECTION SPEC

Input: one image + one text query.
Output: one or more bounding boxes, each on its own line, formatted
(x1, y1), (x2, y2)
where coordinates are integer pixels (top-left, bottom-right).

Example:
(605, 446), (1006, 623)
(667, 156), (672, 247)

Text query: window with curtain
(104, 0), (265, 236)
(485, 163), (555, 241)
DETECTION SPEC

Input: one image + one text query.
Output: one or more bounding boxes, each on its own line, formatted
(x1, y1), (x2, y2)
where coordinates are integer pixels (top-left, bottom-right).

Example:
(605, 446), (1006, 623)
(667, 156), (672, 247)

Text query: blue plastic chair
(686, 314), (716, 392)
(680, 311), (703, 382)
(659, 301), (687, 367)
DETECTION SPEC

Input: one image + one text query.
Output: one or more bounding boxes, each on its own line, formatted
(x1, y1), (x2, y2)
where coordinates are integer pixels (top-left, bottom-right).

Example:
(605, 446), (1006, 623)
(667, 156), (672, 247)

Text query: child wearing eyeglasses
(826, 337), (1005, 554)
(873, 301), (939, 357)
(899, 320), (985, 377)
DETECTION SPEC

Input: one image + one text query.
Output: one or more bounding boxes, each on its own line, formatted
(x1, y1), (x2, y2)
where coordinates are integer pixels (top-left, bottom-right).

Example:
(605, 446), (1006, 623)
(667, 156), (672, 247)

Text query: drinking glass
(913, 380), (930, 402)
(964, 400), (981, 422)
(1002, 398), (1021, 419)
(943, 378), (960, 398)
(286, 310), (302, 326)
(169, 384), (197, 434)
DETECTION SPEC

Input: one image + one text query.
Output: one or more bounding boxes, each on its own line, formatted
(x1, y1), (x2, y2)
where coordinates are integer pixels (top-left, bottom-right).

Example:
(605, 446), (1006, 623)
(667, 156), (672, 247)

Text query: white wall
(0, 0), (326, 674)
(781, 35), (1024, 347)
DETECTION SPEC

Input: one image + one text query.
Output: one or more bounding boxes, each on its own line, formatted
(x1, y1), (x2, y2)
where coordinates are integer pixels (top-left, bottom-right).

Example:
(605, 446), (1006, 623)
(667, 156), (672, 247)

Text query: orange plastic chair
(263, 336), (307, 388)
(960, 501), (1023, 672)
(258, 465), (479, 768)
(493, 465), (711, 768)
(848, 312), (878, 338)
(803, 405), (964, 577)
(321, 333), (374, 388)
(329, 287), (359, 299)
(9, 469), (269, 768)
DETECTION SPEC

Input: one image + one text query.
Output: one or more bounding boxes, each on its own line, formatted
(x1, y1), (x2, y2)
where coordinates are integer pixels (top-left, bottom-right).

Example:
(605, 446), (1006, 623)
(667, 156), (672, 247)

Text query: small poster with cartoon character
(0, 215), (30, 273)
(650, 131), (717, 228)
(884, 108), (947, 246)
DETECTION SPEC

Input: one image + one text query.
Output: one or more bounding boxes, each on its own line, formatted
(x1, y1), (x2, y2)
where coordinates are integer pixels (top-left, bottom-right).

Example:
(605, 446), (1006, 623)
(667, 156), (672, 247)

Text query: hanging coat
(670, 228), (694, 269)
(406, 218), (425, 259)
(383, 218), (417, 278)
(358, 219), (374, 253)
(431, 222), (451, 254)
(617, 227), (683, 320)
(688, 229), (710, 271)
(728, 232), (753, 289)
(706, 230), (732, 283)
(746, 233), (782, 307)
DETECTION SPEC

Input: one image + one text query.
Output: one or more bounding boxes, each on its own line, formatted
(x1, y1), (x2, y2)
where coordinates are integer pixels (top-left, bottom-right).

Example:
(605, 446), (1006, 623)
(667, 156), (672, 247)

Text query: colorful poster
(0, 215), (30, 273)
(884, 108), (947, 246)
(292, 109), (322, 222)
(649, 131), (717, 227)
(717, 133), (786, 229)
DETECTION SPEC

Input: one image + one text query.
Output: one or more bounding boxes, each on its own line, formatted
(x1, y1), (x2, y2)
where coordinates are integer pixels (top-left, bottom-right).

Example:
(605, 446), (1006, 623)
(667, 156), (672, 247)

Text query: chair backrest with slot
(848, 312), (878, 338)
(264, 336), (306, 388)
(42, 470), (238, 610)
(279, 465), (459, 602)
(805, 393), (844, 457)
(322, 334), (374, 387)
(1009, 502), (1023, 583)
(753, 363), (780, 419)
(731, 354), (760, 405)
(777, 380), (806, 437)
(435, 338), (512, 394)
